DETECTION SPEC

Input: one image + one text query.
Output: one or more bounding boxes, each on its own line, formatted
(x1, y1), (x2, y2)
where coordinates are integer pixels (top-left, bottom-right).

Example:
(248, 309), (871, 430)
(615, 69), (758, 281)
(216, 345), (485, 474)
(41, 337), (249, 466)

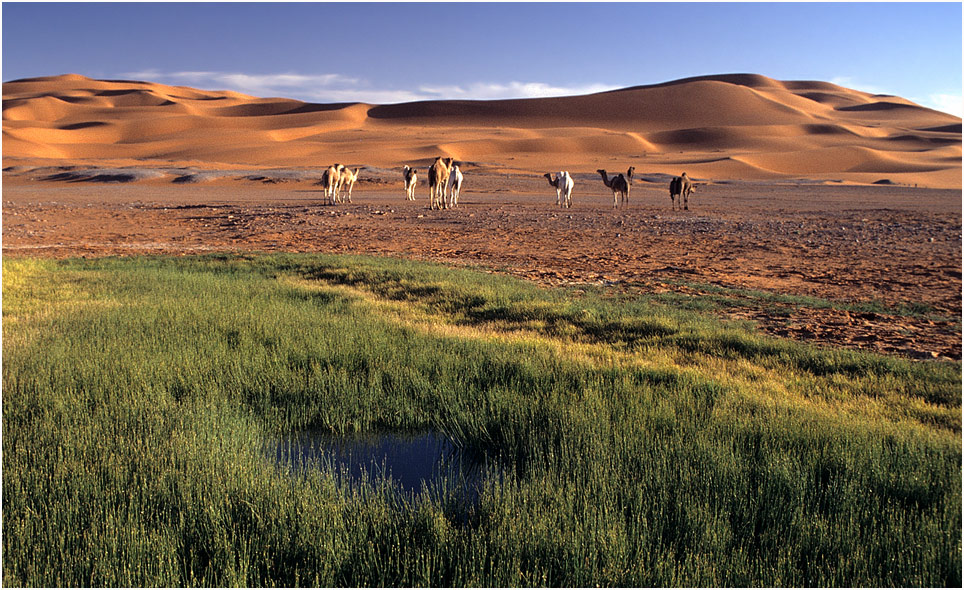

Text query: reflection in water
(274, 430), (493, 503)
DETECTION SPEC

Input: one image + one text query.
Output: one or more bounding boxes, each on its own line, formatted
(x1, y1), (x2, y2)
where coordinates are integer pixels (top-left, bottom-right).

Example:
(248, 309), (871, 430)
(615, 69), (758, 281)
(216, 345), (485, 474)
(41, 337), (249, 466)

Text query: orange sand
(3, 73), (960, 188)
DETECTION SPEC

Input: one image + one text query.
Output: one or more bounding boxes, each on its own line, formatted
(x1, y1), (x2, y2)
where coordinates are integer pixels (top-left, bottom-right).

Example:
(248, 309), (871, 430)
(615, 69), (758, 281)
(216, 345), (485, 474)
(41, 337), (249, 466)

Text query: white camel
(322, 164), (344, 205)
(543, 171), (574, 208)
(446, 165), (463, 208)
(403, 166), (418, 201)
(338, 167), (360, 203)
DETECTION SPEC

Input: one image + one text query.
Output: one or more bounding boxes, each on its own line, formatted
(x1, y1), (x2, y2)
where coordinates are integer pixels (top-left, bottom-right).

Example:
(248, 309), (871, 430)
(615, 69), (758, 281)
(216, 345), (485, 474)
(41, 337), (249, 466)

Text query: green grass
(646, 277), (958, 326)
(3, 253), (961, 587)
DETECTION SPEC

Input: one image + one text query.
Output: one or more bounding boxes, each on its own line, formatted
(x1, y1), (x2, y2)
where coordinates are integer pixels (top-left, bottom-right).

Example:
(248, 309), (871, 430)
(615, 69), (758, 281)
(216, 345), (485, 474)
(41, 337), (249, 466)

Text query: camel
(669, 172), (696, 210)
(338, 167), (360, 203)
(446, 165), (464, 208)
(403, 166), (418, 201)
(544, 171), (574, 208)
(428, 157), (454, 210)
(597, 166), (634, 208)
(322, 164), (344, 205)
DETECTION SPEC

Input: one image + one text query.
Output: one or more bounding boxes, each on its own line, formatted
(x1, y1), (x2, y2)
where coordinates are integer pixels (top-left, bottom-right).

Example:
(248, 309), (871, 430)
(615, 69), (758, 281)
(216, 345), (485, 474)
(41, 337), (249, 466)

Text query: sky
(2, 2), (962, 116)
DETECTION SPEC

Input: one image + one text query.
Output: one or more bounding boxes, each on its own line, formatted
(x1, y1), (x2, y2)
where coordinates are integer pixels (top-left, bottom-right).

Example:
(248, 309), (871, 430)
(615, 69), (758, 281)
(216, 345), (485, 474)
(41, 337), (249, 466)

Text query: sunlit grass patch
(3, 253), (960, 587)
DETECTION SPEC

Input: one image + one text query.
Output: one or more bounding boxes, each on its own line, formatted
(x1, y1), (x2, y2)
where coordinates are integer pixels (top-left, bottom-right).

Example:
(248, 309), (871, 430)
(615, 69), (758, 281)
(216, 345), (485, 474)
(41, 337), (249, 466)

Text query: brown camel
(428, 157), (454, 210)
(597, 166), (634, 208)
(669, 172), (696, 210)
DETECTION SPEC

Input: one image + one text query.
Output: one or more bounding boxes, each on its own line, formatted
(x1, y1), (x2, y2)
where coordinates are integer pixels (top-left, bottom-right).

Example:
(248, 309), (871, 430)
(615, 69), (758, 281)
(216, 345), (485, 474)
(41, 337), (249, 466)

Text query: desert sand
(3, 74), (961, 359)
(3, 73), (960, 187)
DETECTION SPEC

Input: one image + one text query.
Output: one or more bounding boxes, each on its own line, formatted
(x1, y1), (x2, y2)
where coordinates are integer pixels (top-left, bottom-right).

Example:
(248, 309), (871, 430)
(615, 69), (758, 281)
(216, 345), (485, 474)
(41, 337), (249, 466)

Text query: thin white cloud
(298, 87), (428, 104)
(921, 93), (963, 118)
(124, 70), (358, 98)
(831, 76), (962, 117)
(829, 76), (888, 96)
(417, 81), (619, 101)
(121, 69), (618, 104)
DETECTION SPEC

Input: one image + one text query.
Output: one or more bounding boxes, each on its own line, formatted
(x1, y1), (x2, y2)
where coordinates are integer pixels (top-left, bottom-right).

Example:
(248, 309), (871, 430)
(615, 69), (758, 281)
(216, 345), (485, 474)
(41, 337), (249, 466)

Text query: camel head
(626, 166), (635, 182)
(596, 169), (611, 186)
(544, 173), (557, 187)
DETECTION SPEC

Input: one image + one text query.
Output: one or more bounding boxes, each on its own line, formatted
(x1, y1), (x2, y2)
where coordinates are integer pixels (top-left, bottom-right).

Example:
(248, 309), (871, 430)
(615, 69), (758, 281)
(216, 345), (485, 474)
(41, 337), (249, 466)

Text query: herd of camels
(320, 157), (697, 211)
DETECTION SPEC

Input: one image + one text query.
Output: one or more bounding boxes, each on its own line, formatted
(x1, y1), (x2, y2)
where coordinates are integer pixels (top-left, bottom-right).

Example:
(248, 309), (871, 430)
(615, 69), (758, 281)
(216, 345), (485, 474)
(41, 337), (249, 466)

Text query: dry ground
(3, 167), (960, 360)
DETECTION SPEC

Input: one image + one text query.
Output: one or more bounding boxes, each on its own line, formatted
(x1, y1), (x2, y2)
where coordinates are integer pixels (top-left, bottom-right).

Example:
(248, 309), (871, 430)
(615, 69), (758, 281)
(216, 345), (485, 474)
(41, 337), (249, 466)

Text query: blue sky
(2, 2), (962, 116)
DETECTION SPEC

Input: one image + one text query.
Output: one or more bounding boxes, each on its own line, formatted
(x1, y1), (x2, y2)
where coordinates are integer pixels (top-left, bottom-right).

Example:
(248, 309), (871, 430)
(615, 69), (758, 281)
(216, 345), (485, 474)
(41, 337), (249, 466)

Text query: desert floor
(2, 167), (961, 360)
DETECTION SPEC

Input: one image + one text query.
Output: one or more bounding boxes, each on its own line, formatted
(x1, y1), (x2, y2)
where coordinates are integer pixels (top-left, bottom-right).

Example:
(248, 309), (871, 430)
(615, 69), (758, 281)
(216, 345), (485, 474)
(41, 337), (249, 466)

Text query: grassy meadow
(2, 253), (961, 586)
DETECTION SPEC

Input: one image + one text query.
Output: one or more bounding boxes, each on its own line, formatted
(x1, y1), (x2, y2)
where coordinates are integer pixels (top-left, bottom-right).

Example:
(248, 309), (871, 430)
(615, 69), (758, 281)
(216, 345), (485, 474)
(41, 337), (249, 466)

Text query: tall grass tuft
(3, 253), (960, 586)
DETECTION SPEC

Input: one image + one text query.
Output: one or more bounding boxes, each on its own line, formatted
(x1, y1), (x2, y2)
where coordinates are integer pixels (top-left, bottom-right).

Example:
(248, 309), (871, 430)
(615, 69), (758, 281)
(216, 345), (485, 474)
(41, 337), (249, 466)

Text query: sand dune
(2, 73), (960, 188)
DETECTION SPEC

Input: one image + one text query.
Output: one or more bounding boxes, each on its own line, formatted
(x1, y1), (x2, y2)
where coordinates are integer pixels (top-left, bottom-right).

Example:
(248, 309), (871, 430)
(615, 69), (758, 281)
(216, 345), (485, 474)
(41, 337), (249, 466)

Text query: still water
(274, 429), (493, 502)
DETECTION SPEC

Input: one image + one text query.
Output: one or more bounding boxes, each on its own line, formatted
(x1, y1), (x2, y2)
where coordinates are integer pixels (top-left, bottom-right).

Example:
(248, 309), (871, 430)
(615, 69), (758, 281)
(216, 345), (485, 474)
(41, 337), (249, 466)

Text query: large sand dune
(3, 73), (961, 187)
